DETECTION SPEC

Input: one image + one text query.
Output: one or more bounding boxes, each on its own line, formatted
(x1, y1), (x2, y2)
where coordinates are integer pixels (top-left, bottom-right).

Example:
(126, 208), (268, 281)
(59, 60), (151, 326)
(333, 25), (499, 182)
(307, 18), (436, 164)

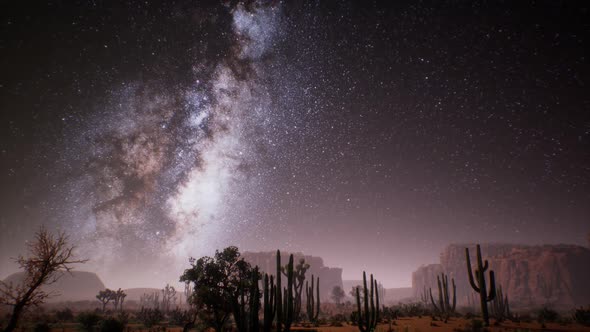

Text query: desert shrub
(464, 318), (484, 332)
(77, 311), (102, 331)
(463, 312), (475, 319)
(169, 308), (195, 326)
(519, 314), (533, 323)
(537, 306), (559, 323)
(33, 322), (51, 332)
(557, 316), (572, 325)
(329, 313), (346, 326)
(381, 306), (400, 320)
(573, 307), (590, 326)
(138, 307), (164, 328)
(56, 307), (74, 322)
(116, 311), (129, 325)
(97, 317), (125, 332)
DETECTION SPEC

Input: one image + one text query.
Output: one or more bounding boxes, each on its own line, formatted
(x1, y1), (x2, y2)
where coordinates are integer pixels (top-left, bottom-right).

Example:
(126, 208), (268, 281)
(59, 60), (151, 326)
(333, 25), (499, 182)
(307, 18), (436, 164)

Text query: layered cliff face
(412, 244), (590, 309)
(242, 251), (343, 301)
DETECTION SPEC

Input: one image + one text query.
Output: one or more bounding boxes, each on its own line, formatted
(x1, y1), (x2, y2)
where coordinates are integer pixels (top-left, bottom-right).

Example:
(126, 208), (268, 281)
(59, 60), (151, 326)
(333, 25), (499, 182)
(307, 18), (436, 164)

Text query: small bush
(573, 307), (590, 326)
(557, 316), (572, 326)
(137, 307), (164, 328)
(56, 308), (74, 322)
(77, 311), (102, 331)
(97, 317), (125, 332)
(464, 318), (484, 332)
(537, 306), (559, 323)
(519, 313), (533, 323)
(33, 322), (51, 332)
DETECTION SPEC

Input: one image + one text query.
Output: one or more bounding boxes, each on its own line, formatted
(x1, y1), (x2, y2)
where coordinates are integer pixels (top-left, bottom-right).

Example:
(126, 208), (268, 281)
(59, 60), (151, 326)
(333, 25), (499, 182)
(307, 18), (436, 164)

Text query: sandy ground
(42, 318), (590, 332)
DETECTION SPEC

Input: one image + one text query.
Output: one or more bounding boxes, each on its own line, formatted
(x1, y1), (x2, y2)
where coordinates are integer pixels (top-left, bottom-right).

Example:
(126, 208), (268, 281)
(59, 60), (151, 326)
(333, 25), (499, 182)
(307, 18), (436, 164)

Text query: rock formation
(2, 271), (105, 302)
(412, 244), (590, 309)
(242, 251), (343, 301)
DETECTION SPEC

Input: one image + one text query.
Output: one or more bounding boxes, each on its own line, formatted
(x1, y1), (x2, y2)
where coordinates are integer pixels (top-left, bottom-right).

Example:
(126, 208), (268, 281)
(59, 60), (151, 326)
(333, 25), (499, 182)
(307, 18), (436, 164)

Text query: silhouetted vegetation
(97, 317), (125, 332)
(490, 285), (511, 322)
(180, 246), (258, 332)
(574, 306), (590, 326)
(355, 271), (380, 332)
(536, 306), (559, 323)
(137, 307), (163, 328)
(465, 244), (497, 326)
(429, 272), (456, 319)
(306, 275), (320, 322)
(330, 286), (345, 305)
(76, 311), (102, 331)
(0, 227), (87, 332)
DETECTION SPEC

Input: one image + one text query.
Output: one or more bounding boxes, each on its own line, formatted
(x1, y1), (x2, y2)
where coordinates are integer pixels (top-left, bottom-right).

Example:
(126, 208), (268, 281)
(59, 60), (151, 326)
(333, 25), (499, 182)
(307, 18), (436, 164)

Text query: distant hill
(2, 271), (105, 302)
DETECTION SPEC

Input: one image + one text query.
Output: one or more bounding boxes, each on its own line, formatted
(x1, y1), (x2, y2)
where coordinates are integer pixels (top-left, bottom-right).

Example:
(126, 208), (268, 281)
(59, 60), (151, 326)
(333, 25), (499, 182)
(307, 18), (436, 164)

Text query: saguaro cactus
(305, 275), (320, 322)
(248, 267), (260, 332)
(276, 250), (283, 332)
(263, 274), (276, 332)
(429, 273), (456, 316)
(355, 271), (380, 332)
(283, 254), (294, 332)
(466, 244), (496, 326)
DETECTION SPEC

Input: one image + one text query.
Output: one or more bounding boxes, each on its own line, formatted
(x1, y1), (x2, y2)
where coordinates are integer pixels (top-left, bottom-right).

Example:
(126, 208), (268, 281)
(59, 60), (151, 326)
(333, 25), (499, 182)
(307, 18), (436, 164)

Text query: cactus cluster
(305, 274), (320, 322)
(429, 273), (456, 317)
(263, 273), (276, 332)
(466, 244), (496, 326)
(264, 250), (319, 332)
(355, 271), (380, 332)
(490, 285), (510, 322)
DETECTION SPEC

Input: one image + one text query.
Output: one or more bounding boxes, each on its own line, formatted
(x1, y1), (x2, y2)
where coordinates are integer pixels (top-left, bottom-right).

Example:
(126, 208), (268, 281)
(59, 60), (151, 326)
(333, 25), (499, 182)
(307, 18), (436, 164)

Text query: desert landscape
(1, 239), (589, 331)
(1, 0), (588, 331)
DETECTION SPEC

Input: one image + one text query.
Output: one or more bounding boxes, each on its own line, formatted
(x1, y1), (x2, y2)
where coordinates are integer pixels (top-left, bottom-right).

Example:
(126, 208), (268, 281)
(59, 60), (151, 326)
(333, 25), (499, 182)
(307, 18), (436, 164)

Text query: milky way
(51, 2), (285, 283)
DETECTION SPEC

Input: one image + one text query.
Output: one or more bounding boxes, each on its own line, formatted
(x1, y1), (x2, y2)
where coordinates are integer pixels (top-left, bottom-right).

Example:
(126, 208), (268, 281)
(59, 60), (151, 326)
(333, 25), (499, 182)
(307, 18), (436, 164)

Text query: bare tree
(0, 226), (87, 332)
(112, 288), (127, 311)
(331, 286), (345, 305)
(161, 284), (177, 313)
(96, 289), (115, 312)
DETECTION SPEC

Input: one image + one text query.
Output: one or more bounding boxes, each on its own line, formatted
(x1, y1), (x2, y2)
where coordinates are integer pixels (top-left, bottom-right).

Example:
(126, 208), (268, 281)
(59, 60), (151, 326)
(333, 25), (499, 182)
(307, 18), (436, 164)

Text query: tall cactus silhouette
(249, 267), (260, 332)
(355, 271), (380, 332)
(276, 250), (283, 332)
(263, 273), (276, 332)
(282, 254), (294, 332)
(429, 273), (456, 316)
(305, 275), (320, 322)
(466, 244), (496, 326)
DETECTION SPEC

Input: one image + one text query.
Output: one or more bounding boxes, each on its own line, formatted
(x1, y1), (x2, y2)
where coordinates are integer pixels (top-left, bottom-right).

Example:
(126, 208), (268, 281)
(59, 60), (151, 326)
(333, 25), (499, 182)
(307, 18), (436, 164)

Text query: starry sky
(1, 1), (589, 288)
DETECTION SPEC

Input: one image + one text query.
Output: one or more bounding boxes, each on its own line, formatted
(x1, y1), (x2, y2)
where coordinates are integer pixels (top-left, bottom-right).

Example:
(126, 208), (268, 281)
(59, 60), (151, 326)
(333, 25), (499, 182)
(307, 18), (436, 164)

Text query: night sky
(1, 1), (588, 288)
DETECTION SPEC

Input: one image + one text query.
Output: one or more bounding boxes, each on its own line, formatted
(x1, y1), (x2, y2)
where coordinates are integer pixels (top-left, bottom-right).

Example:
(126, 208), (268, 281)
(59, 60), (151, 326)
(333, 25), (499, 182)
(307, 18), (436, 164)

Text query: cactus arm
(363, 272), (369, 330)
(375, 278), (379, 324)
(487, 271), (496, 301)
(483, 260), (489, 272)
(316, 276), (320, 320)
(429, 287), (439, 312)
(437, 275), (444, 312)
(276, 250), (282, 332)
(451, 278), (457, 312)
(356, 286), (366, 332)
(465, 248), (481, 292)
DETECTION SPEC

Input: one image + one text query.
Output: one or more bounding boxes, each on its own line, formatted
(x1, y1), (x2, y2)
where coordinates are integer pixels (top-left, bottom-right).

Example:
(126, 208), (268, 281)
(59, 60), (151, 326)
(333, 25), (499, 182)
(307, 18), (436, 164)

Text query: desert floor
(44, 318), (590, 332)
